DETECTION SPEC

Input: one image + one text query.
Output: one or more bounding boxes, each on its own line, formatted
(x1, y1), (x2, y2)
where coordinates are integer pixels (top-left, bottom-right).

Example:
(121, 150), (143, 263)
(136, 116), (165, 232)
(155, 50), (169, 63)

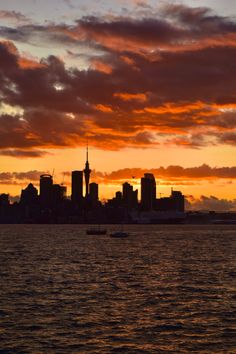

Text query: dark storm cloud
(63, 5), (236, 51)
(162, 3), (236, 33)
(1, 4), (236, 51)
(77, 15), (185, 46)
(218, 132), (236, 145)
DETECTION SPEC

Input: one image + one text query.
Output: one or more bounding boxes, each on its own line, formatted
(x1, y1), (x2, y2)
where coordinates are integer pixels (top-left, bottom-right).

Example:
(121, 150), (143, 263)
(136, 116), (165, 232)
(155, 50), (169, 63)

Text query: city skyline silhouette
(1, 146), (236, 224)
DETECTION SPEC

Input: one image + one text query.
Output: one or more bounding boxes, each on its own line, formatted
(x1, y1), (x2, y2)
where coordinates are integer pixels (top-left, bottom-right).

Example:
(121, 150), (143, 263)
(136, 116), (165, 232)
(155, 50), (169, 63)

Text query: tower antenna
(84, 138), (91, 198)
(86, 138), (89, 162)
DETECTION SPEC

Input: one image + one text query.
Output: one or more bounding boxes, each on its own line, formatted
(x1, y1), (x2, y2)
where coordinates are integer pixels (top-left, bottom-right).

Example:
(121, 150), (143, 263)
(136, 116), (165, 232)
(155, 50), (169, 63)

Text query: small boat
(86, 228), (107, 235)
(110, 231), (129, 238)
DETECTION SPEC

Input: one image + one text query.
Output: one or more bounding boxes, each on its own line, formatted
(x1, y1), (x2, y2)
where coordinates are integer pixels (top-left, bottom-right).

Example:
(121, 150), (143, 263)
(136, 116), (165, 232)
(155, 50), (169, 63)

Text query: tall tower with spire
(84, 142), (91, 197)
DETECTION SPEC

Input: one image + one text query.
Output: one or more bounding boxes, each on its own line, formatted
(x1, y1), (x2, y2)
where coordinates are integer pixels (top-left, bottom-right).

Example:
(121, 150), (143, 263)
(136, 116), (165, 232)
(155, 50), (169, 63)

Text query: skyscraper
(122, 182), (138, 209)
(89, 182), (98, 202)
(71, 170), (83, 203)
(141, 173), (156, 210)
(123, 182), (133, 204)
(40, 174), (53, 207)
(52, 184), (67, 205)
(20, 183), (38, 206)
(84, 144), (91, 197)
(170, 190), (185, 212)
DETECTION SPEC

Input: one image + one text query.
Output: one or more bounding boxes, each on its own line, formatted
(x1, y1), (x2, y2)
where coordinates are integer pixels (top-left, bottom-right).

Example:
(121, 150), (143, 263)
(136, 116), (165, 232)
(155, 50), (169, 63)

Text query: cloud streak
(0, 10), (30, 24)
(89, 164), (236, 183)
(0, 170), (45, 185)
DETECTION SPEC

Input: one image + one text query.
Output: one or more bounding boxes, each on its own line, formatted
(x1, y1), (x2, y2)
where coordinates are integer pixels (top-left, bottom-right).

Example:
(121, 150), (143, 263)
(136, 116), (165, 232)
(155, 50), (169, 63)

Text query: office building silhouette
(122, 182), (138, 209)
(20, 183), (38, 206)
(89, 182), (98, 202)
(52, 184), (67, 205)
(40, 174), (53, 207)
(141, 173), (156, 210)
(71, 170), (83, 203)
(170, 190), (185, 212)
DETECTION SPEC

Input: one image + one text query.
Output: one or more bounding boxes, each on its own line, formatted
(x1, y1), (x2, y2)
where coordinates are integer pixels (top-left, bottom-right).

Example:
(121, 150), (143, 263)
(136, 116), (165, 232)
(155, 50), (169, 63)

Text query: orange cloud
(142, 102), (205, 114)
(114, 92), (147, 102)
(120, 55), (136, 66)
(95, 104), (113, 112)
(90, 59), (113, 74)
(18, 57), (45, 69)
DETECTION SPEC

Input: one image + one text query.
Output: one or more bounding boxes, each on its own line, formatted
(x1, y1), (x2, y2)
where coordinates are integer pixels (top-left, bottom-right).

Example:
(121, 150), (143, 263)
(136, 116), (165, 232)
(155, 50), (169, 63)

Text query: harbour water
(0, 225), (235, 353)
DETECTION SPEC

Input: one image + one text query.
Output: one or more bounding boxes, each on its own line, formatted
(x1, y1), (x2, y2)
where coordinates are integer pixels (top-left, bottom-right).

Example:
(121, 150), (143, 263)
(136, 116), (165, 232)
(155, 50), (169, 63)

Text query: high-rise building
(122, 182), (138, 209)
(20, 183), (38, 205)
(141, 173), (156, 210)
(52, 184), (67, 205)
(0, 194), (10, 222)
(84, 145), (91, 197)
(71, 170), (83, 203)
(123, 182), (133, 204)
(170, 190), (185, 212)
(116, 191), (122, 200)
(156, 190), (185, 212)
(0, 194), (9, 207)
(20, 183), (39, 220)
(89, 182), (98, 202)
(40, 174), (53, 207)
(132, 189), (138, 209)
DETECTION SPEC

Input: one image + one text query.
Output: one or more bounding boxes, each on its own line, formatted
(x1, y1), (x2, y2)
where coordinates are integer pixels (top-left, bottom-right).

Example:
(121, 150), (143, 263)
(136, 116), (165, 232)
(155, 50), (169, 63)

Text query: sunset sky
(0, 0), (236, 210)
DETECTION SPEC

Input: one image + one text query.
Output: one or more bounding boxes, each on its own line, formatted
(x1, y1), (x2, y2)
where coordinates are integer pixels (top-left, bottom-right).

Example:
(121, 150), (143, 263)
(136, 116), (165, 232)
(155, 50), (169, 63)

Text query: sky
(0, 0), (236, 210)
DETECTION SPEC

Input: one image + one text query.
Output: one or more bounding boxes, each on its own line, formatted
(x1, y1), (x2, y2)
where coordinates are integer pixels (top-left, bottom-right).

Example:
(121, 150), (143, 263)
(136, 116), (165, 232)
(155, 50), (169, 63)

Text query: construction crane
(61, 172), (66, 186)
